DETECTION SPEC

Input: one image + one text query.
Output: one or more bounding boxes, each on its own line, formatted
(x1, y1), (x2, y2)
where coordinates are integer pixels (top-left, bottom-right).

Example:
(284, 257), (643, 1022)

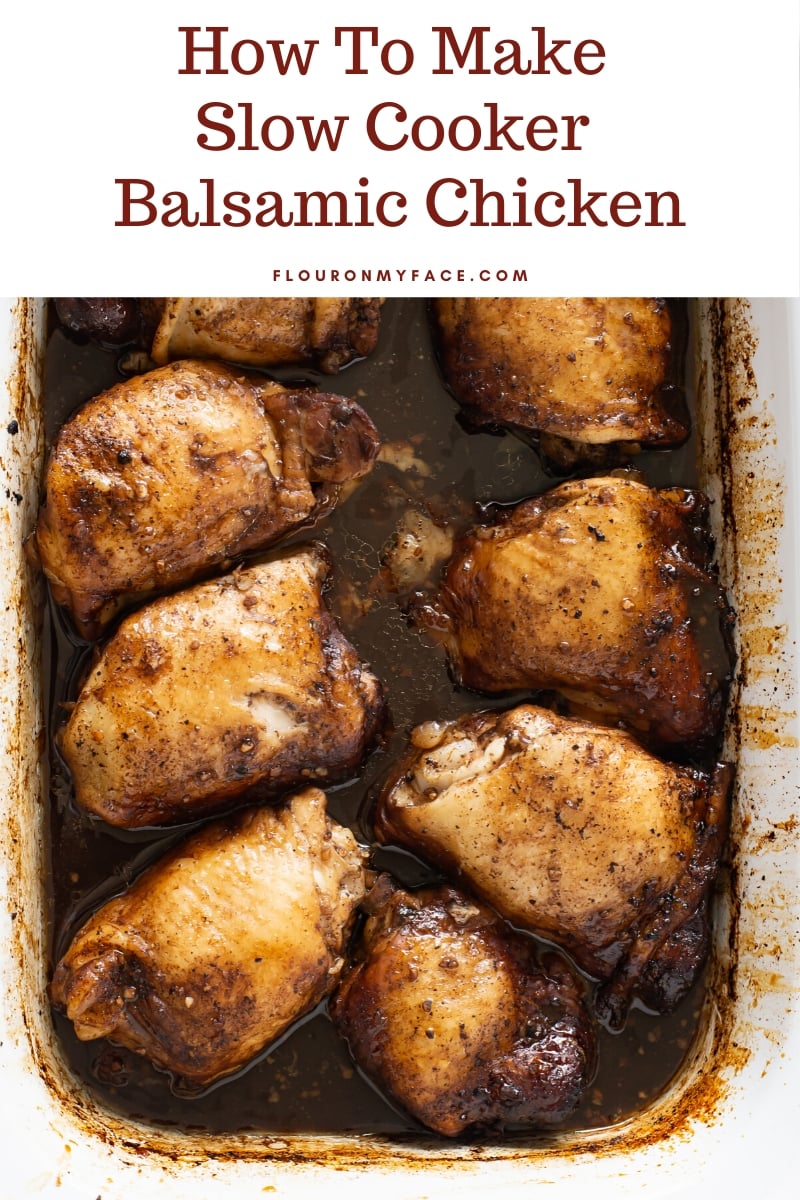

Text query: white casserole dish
(1, 298), (798, 1198)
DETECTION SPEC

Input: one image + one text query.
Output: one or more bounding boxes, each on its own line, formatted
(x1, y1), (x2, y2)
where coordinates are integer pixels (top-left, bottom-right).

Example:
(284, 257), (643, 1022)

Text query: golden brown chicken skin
(415, 475), (733, 751)
(151, 297), (382, 373)
(374, 705), (732, 1027)
(34, 358), (380, 637)
(51, 789), (367, 1089)
(432, 298), (687, 470)
(330, 876), (596, 1136)
(60, 546), (385, 828)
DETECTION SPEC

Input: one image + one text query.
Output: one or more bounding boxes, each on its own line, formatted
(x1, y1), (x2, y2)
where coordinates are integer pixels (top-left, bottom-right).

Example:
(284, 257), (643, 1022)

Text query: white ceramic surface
(1, 298), (797, 1198)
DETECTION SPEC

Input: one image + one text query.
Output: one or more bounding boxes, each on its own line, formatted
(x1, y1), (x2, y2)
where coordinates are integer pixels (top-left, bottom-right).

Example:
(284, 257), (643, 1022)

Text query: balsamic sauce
(43, 297), (713, 1137)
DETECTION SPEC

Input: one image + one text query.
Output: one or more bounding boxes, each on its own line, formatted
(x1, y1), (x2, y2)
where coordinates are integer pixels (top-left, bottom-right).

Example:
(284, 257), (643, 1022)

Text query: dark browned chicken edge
(5, 297), (780, 1175)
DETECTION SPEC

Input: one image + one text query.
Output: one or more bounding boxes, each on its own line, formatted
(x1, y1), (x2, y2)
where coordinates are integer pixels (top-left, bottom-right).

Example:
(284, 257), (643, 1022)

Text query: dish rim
(1, 296), (798, 1198)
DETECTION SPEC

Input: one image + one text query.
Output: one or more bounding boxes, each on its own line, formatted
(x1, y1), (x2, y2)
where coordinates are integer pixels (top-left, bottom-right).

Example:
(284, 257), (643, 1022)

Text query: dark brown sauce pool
(43, 297), (713, 1138)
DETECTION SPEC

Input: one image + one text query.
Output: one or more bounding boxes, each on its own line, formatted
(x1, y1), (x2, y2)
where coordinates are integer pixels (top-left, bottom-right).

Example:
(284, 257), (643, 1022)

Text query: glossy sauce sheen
(44, 297), (716, 1137)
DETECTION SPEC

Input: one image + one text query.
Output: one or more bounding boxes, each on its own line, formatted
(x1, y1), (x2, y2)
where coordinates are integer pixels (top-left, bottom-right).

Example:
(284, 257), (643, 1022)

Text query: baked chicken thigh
(151, 297), (382, 373)
(35, 358), (379, 637)
(415, 475), (733, 751)
(375, 705), (731, 1027)
(51, 789), (367, 1089)
(330, 877), (596, 1136)
(53, 297), (382, 374)
(60, 546), (385, 827)
(432, 298), (687, 470)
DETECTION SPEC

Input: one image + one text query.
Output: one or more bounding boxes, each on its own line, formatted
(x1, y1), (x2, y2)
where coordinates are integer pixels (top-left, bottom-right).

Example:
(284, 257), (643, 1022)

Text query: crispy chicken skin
(34, 358), (380, 638)
(330, 877), (596, 1136)
(151, 298), (382, 373)
(51, 789), (367, 1089)
(60, 547), (385, 828)
(374, 705), (732, 1027)
(432, 298), (687, 469)
(415, 475), (733, 750)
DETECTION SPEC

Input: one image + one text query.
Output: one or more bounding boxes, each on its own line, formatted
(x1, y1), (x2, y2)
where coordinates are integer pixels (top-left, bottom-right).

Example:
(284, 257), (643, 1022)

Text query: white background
(1, 0), (798, 295)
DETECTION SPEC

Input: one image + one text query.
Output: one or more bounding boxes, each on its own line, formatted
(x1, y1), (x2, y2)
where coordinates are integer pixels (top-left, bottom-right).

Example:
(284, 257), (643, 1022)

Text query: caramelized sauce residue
(43, 298), (725, 1138)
